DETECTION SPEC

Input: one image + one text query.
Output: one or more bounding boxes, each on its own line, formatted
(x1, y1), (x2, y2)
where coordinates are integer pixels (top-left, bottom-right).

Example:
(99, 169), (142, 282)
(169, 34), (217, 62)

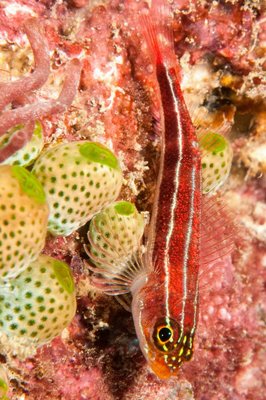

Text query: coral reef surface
(0, 0), (265, 399)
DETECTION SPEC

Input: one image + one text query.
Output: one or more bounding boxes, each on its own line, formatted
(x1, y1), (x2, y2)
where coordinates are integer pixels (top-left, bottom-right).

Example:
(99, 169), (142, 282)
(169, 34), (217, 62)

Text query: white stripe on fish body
(180, 165), (197, 331)
(162, 68), (184, 323)
(191, 277), (199, 336)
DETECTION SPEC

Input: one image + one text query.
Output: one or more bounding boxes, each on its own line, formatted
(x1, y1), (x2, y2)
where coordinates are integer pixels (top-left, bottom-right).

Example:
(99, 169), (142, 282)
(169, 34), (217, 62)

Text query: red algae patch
(0, 0), (265, 399)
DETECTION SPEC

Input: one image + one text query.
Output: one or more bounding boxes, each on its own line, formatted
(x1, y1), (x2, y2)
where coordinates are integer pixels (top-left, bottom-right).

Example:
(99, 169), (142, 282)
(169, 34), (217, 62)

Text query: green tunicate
(52, 259), (75, 294)
(11, 166), (46, 205)
(200, 131), (232, 194)
(114, 201), (136, 216)
(86, 201), (145, 292)
(79, 142), (120, 170)
(199, 132), (227, 155)
(32, 140), (123, 236)
(0, 254), (76, 346)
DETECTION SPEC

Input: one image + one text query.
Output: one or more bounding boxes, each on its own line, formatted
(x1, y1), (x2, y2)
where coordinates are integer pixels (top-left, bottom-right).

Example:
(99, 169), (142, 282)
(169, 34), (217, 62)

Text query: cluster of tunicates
(0, 122), (133, 350)
(0, 117), (232, 355)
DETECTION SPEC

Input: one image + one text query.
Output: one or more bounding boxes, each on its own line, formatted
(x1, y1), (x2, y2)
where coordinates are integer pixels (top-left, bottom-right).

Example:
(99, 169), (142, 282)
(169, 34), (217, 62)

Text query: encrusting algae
(0, 0), (264, 397)
(0, 0), (236, 381)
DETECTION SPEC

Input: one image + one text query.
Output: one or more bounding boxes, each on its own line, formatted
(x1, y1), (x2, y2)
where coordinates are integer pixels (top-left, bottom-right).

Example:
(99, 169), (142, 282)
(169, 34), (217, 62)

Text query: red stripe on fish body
(133, 58), (202, 378)
(130, 1), (203, 379)
(84, 0), (235, 381)
(150, 62), (202, 331)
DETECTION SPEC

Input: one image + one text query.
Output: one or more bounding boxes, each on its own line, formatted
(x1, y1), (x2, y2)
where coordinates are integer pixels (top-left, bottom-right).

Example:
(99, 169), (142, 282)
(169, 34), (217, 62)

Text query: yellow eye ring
(156, 325), (173, 345)
(153, 318), (180, 351)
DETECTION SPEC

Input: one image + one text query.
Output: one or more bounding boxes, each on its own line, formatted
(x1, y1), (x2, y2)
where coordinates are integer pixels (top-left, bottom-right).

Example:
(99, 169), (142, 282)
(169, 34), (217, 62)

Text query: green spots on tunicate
(199, 132), (227, 154)
(11, 166), (46, 205)
(79, 142), (120, 170)
(114, 201), (136, 216)
(32, 140), (122, 236)
(36, 296), (44, 303)
(52, 259), (75, 294)
(0, 253), (77, 346)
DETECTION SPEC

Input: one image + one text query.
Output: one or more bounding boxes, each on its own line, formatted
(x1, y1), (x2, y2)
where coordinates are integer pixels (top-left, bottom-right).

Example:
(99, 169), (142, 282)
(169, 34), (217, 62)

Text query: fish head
(141, 316), (195, 379)
(132, 280), (195, 379)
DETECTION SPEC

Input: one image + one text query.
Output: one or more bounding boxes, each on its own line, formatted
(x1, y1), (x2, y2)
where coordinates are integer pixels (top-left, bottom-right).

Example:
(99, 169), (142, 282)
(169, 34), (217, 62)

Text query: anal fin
(200, 194), (237, 266)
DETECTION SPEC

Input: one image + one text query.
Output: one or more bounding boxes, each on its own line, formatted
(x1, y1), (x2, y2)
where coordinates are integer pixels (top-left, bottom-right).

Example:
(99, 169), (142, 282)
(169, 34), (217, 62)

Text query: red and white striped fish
(87, 0), (235, 380)
(129, 1), (201, 379)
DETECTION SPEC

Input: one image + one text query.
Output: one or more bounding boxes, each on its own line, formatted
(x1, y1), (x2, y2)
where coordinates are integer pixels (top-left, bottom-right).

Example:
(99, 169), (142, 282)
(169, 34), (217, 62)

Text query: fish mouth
(147, 340), (194, 379)
(148, 357), (181, 380)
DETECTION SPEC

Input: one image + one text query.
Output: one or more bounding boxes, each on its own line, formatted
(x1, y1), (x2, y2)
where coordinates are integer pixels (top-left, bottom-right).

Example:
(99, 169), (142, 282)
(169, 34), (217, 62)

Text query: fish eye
(156, 325), (174, 346)
(157, 326), (173, 343)
(152, 318), (180, 351)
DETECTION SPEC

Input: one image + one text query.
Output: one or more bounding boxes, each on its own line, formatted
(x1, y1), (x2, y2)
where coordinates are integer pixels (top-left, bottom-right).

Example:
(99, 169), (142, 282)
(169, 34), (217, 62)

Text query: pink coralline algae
(0, 0), (265, 400)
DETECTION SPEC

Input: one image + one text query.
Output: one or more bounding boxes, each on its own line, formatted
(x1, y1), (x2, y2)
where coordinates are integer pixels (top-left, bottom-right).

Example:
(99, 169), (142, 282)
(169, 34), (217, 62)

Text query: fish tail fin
(140, 0), (181, 75)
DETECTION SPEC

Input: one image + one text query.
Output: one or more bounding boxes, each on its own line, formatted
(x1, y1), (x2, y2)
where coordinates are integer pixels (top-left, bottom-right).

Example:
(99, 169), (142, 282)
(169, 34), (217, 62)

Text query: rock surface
(0, 0), (265, 399)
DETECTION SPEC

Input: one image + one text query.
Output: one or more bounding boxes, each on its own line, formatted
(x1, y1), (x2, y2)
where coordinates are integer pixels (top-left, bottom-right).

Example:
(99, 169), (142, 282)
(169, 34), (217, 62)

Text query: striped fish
(129, 1), (201, 379)
(87, 0), (235, 380)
